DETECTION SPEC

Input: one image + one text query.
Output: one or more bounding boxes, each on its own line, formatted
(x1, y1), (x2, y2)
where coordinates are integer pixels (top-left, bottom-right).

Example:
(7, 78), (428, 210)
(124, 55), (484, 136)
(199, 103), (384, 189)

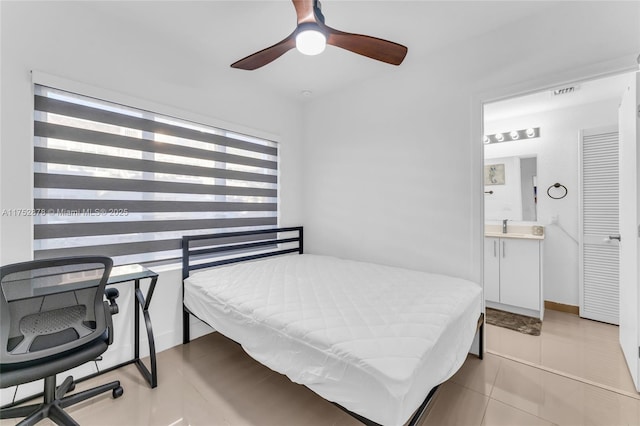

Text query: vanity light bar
(484, 127), (540, 144)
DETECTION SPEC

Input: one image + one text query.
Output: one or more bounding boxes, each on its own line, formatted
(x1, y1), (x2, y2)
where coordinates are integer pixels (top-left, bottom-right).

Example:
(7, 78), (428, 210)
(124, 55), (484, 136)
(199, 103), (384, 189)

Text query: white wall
(485, 98), (620, 306)
(302, 2), (639, 285)
(0, 1), (303, 403)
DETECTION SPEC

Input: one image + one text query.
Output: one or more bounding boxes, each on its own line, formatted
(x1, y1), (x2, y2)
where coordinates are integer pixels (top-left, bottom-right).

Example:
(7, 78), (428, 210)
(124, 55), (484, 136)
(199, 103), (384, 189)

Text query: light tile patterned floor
(486, 309), (637, 396)
(2, 310), (638, 425)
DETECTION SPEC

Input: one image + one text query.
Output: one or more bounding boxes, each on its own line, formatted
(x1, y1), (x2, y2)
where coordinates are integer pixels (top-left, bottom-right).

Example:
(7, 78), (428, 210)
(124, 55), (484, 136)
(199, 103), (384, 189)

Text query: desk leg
(134, 277), (158, 388)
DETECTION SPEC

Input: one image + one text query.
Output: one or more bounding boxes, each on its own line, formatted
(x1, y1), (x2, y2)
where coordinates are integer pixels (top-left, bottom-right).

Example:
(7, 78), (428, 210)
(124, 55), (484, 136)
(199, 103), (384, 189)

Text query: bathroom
(484, 74), (629, 320)
(482, 71), (637, 393)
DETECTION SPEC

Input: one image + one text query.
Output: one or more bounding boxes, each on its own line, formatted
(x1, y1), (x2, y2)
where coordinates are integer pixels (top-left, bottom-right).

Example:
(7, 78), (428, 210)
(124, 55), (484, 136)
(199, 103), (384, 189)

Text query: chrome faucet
(502, 219), (508, 234)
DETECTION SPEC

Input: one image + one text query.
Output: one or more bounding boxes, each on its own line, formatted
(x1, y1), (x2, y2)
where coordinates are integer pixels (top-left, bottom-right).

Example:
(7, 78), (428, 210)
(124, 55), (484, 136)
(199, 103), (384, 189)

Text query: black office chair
(0, 256), (123, 426)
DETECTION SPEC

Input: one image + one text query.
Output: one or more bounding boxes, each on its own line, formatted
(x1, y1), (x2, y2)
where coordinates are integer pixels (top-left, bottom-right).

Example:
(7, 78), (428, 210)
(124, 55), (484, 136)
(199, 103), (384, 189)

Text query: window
(33, 85), (278, 265)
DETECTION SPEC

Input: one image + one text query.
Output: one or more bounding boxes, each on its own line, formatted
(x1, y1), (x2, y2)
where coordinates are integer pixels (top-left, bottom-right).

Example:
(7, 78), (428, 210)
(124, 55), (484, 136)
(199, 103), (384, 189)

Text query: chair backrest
(0, 256), (113, 366)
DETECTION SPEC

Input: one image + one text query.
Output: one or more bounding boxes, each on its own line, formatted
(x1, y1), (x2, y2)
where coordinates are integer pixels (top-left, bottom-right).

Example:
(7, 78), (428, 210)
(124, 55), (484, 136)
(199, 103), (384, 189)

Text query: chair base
(0, 375), (123, 426)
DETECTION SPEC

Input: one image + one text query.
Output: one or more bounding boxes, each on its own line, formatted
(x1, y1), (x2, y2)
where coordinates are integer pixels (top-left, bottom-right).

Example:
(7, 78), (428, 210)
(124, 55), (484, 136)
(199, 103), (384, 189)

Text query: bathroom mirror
(484, 155), (537, 221)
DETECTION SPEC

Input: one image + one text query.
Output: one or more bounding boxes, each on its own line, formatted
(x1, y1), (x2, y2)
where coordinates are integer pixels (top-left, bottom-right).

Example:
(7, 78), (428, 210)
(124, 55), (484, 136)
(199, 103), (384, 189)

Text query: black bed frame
(181, 226), (484, 426)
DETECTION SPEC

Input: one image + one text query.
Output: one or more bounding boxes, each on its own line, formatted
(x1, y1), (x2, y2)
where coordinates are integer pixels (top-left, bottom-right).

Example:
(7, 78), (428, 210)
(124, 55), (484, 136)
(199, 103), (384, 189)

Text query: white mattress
(184, 254), (482, 426)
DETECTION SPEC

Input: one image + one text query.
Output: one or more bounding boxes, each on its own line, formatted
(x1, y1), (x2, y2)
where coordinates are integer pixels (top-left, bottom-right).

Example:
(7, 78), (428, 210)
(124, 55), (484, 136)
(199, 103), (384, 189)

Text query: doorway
(481, 72), (636, 394)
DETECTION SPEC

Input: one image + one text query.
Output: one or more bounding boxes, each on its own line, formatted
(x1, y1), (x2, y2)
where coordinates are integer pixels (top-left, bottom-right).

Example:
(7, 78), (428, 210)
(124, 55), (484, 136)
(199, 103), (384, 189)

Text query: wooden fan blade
(230, 34), (296, 70)
(324, 25), (407, 66)
(292, 0), (317, 24)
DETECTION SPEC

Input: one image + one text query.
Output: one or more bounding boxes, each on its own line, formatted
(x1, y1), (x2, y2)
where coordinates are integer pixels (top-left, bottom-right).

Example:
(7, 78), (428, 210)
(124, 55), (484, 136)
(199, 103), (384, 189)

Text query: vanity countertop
(485, 231), (544, 240)
(485, 224), (545, 240)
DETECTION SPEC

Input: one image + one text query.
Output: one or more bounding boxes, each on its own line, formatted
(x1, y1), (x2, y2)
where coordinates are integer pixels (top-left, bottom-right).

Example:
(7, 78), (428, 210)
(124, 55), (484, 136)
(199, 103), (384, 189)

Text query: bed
(182, 227), (483, 426)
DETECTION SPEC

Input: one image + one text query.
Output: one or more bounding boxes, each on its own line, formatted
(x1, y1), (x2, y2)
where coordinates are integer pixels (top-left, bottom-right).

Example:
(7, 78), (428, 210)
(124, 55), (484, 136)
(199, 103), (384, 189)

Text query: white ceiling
(484, 72), (632, 122)
(84, 1), (562, 100)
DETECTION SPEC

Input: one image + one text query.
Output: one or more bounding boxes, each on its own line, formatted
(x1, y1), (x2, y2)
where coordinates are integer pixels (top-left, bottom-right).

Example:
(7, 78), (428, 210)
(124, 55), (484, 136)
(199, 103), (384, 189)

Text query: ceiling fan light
(296, 30), (326, 56)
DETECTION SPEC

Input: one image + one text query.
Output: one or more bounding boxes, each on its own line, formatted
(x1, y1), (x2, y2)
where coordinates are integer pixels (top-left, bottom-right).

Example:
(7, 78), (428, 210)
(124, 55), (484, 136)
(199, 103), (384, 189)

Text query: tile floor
(486, 309), (637, 396)
(2, 310), (639, 425)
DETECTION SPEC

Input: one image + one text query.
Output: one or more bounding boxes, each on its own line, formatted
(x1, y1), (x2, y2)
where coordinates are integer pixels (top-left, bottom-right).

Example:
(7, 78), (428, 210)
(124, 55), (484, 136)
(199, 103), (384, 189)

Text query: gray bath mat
(486, 308), (542, 336)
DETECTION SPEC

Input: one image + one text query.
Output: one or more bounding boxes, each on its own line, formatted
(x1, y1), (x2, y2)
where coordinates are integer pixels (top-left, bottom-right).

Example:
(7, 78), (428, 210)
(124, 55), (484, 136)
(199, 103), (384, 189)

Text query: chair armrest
(103, 301), (114, 345)
(104, 288), (119, 345)
(105, 288), (119, 315)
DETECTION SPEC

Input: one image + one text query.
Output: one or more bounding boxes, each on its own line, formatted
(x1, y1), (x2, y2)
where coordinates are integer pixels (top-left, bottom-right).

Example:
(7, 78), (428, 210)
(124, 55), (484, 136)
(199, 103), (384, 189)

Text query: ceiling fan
(230, 0), (408, 70)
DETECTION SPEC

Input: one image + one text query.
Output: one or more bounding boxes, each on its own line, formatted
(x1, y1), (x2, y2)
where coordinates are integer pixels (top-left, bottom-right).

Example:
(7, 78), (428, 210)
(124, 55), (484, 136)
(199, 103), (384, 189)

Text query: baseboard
(189, 319), (215, 341)
(544, 300), (579, 315)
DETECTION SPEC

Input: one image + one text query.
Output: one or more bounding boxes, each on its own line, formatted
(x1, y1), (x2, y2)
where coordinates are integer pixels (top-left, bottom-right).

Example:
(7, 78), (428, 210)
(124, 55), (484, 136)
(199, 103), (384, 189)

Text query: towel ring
(547, 183), (567, 199)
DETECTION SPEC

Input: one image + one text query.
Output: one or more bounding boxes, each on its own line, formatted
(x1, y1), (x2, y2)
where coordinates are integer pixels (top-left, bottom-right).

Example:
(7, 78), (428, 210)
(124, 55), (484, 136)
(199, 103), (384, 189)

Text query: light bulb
(495, 133), (504, 142)
(483, 136), (490, 144)
(296, 30), (326, 56)
(510, 131), (519, 140)
(526, 128), (536, 138)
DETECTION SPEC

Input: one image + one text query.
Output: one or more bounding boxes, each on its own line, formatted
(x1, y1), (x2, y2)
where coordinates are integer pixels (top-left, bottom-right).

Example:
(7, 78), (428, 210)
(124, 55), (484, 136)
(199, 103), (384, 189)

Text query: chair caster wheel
(112, 386), (124, 399)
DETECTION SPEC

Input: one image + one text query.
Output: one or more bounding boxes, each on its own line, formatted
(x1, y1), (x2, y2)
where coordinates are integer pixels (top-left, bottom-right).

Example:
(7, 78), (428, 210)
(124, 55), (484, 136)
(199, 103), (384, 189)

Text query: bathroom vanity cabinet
(484, 235), (543, 319)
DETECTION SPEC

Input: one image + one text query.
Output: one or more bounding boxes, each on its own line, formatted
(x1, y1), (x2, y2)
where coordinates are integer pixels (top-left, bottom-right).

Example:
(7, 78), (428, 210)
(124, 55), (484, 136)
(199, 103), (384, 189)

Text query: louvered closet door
(580, 126), (620, 324)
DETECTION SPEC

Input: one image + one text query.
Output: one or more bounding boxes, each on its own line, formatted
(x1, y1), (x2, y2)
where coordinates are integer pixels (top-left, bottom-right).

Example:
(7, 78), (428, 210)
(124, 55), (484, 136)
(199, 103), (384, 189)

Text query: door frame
(472, 56), (638, 352)
(618, 72), (640, 391)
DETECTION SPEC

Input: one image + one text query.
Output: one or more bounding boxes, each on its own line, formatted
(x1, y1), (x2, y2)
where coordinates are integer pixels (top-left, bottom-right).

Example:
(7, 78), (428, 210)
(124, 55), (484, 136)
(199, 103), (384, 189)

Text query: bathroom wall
(485, 97), (621, 306)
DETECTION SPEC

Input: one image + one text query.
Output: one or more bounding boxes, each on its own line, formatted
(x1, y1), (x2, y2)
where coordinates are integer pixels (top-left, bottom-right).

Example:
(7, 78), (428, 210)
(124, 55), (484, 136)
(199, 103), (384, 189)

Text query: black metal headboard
(181, 226), (303, 280)
(181, 226), (303, 343)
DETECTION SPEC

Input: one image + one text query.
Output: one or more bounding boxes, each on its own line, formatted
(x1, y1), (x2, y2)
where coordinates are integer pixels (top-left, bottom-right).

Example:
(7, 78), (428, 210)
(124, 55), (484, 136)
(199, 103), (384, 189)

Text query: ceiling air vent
(552, 85), (578, 96)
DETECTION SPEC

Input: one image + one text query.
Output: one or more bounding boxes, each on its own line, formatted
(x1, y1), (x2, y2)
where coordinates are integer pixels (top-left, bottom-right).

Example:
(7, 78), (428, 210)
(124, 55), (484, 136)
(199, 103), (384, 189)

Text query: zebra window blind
(33, 85), (278, 265)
